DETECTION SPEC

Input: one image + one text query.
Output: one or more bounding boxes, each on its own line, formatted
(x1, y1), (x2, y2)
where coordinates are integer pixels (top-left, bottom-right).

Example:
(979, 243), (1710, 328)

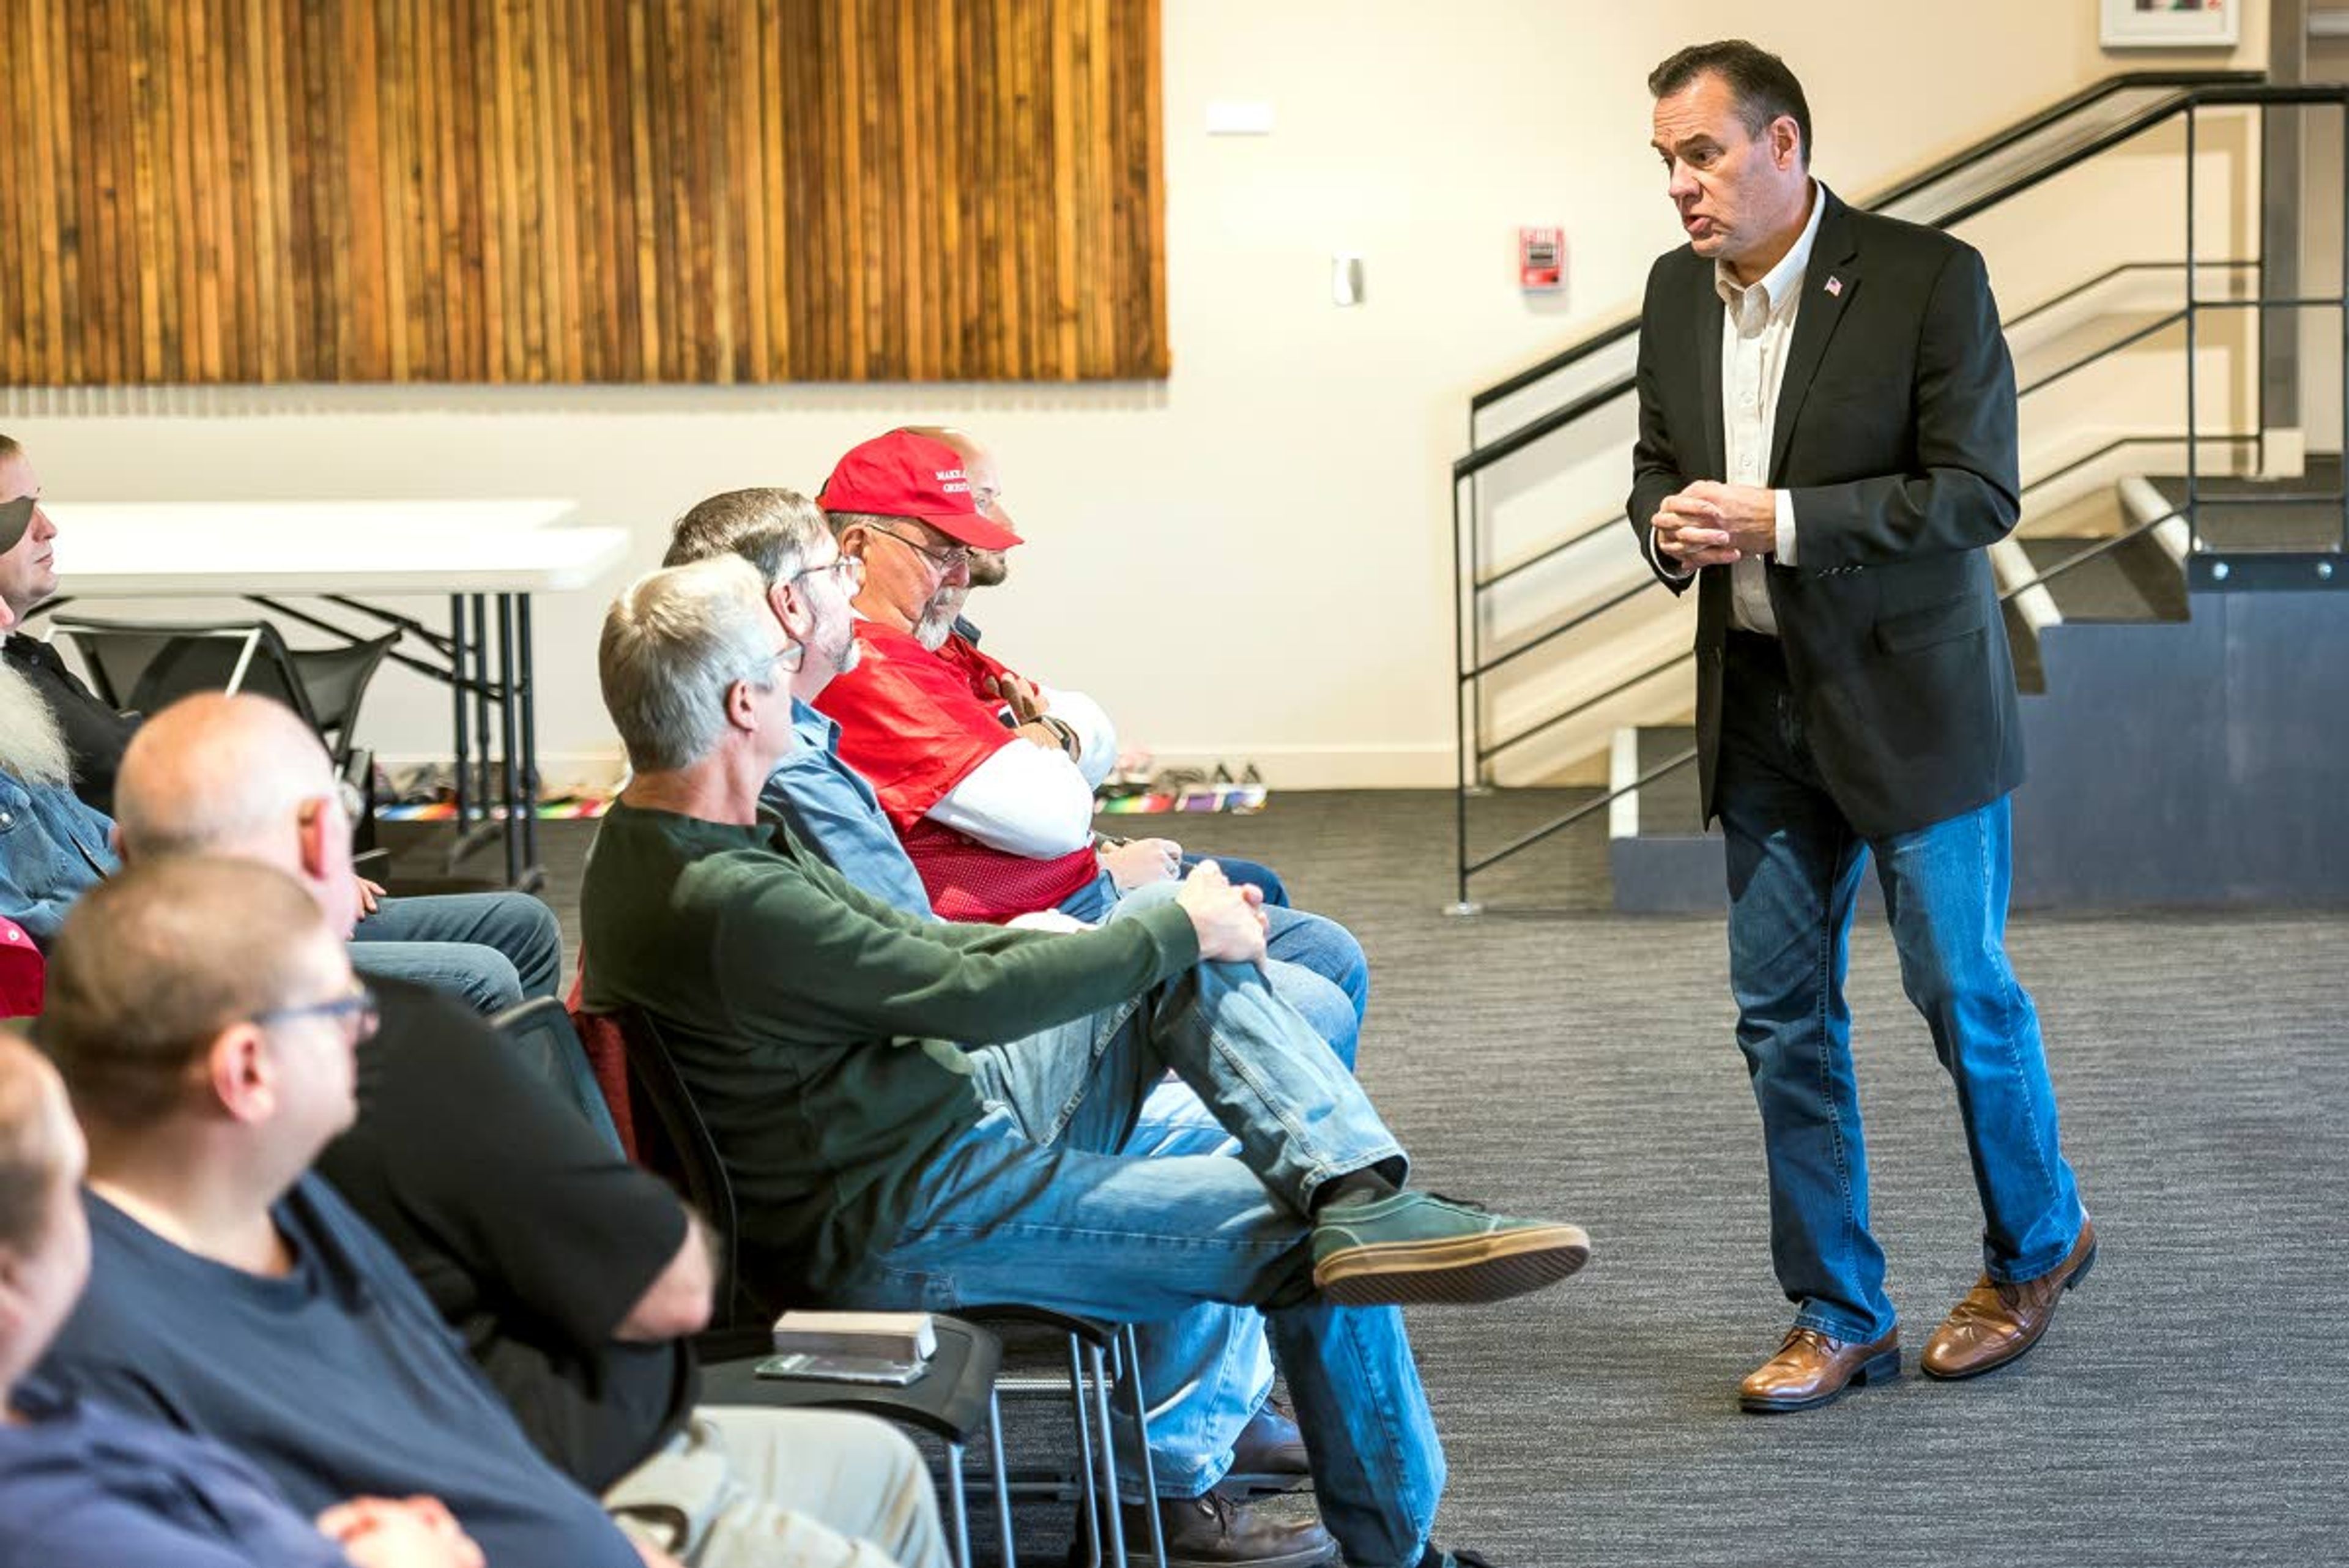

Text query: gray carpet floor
(400, 790), (2348, 1567)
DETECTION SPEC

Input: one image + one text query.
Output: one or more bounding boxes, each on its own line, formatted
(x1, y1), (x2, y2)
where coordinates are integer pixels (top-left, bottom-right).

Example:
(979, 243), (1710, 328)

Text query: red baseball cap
(817, 431), (1023, 551)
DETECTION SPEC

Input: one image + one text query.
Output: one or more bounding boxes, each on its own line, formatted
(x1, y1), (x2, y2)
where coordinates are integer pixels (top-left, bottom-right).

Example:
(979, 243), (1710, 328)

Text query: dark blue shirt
(34, 1176), (638, 1568)
(0, 1381), (347, 1568)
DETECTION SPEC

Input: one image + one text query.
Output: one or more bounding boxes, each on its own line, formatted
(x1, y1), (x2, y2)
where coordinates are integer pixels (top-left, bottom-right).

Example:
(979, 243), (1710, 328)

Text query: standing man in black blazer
(1628, 40), (2093, 1412)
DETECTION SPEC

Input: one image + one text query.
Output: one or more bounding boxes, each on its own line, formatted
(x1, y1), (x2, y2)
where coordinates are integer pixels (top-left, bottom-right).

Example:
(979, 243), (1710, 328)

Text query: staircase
(1607, 458), (2349, 910)
(1454, 73), (2349, 913)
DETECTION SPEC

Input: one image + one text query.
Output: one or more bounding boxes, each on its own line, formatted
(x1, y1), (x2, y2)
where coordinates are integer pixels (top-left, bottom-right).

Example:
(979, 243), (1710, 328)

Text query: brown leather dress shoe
(1921, 1218), (2098, 1380)
(1225, 1397), (1311, 1493)
(1114, 1490), (1336, 1568)
(1738, 1326), (1901, 1413)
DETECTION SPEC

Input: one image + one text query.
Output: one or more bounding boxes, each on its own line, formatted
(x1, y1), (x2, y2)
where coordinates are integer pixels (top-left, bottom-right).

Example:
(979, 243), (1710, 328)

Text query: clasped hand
(1652, 481), (1776, 568)
(1176, 859), (1270, 965)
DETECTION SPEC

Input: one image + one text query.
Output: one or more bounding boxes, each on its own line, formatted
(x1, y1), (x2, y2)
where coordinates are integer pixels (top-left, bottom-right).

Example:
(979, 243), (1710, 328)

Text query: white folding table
(32, 499), (629, 891)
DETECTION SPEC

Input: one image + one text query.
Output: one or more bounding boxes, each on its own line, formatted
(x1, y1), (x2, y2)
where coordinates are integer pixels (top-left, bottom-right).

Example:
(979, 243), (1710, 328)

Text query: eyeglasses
(744, 643), (803, 686)
(867, 526), (972, 576)
(252, 984), (380, 1045)
(787, 555), (865, 592)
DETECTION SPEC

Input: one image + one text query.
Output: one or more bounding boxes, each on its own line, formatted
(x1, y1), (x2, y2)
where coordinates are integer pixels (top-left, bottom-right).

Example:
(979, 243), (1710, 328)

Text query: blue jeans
(1718, 633), (2084, 1343)
(1059, 874), (1370, 1064)
(1182, 852), (1289, 908)
(830, 890), (1445, 1567)
(349, 892), (564, 1015)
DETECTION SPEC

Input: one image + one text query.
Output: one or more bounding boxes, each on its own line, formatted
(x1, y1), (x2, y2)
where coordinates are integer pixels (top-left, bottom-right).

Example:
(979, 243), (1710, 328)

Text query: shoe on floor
(1113, 1489), (1335, 1567)
(1225, 1396), (1310, 1494)
(1310, 1191), (1590, 1306)
(1738, 1326), (1900, 1413)
(1921, 1217), (2098, 1380)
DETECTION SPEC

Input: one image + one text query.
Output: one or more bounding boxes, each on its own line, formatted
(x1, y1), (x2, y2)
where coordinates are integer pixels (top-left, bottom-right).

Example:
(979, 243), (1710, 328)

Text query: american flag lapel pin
(1824, 275), (1843, 298)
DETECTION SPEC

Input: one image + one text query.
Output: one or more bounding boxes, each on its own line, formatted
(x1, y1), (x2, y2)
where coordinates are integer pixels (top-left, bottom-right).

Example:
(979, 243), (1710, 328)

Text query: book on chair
(770, 1310), (936, 1361)
(755, 1311), (937, 1386)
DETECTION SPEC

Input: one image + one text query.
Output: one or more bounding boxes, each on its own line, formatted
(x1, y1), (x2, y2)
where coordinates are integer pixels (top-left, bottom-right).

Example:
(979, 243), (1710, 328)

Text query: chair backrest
(610, 1006), (762, 1328)
(56, 619), (322, 732)
(0, 916), (43, 1018)
(488, 998), (626, 1156)
(285, 635), (399, 770)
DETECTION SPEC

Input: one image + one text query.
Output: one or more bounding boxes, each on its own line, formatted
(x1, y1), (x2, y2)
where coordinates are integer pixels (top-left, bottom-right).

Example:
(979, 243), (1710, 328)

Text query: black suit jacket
(1627, 185), (2025, 840)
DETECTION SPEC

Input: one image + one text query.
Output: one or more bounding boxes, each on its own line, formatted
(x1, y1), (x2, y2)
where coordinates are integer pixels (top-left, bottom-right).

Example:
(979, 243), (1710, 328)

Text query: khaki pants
(605, 1406), (950, 1568)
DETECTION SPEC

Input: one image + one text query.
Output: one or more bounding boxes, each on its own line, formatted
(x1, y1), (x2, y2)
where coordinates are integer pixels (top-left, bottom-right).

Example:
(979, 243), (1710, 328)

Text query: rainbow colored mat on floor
(377, 795), (612, 822)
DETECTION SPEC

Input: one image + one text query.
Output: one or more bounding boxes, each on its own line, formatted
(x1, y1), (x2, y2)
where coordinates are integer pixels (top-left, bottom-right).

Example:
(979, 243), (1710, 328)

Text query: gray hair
(664, 488), (830, 586)
(823, 510), (908, 541)
(599, 555), (784, 773)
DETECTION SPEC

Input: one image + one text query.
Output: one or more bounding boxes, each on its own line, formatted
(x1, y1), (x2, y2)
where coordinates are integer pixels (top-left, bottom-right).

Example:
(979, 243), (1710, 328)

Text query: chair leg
(987, 1388), (1018, 1568)
(946, 1440), (973, 1568)
(1067, 1334), (1102, 1568)
(1119, 1325), (1168, 1568)
(1088, 1341), (1129, 1568)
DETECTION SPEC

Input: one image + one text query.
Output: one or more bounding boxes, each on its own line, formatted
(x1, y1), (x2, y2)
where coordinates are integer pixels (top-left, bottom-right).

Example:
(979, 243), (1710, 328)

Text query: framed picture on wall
(2101, 0), (2238, 48)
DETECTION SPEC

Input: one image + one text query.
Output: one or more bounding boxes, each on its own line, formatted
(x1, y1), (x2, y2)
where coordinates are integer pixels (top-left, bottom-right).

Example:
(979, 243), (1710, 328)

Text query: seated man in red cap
(809, 431), (1370, 1053)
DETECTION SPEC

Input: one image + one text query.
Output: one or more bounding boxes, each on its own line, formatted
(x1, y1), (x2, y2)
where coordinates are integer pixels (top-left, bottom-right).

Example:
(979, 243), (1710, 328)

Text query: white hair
(0, 655), (73, 789)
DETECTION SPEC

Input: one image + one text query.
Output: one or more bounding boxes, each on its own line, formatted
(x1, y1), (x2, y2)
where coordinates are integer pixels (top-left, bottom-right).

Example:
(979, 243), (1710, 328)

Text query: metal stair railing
(1452, 76), (2349, 910)
(1458, 486), (2223, 897)
(1465, 294), (2262, 773)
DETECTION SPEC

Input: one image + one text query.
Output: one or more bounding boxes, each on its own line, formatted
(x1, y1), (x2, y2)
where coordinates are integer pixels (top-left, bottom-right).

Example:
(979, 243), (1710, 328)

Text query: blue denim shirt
(759, 699), (935, 918)
(0, 768), (119, 945)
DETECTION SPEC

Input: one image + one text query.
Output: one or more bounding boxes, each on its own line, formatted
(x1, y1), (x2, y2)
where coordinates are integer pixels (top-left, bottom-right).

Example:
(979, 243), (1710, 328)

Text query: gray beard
(913, 586), (967, 652)
(0, 653), (75, 789)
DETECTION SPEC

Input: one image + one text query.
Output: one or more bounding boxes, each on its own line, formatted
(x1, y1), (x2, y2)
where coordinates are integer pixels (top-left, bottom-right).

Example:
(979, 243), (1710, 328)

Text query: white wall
(0, 1), (2270, 790)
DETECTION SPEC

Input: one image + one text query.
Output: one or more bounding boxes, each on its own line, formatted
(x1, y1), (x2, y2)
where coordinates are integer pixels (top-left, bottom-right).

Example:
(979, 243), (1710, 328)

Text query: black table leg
(469, 593), (493, 821)
(517, 593), (540, 882)
(495, 593), (523, 889)
(450, 594), (471, 830)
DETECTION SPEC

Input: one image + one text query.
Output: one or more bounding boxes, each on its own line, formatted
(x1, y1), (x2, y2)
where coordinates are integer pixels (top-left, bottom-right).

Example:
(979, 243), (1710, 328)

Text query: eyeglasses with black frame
(251, 983), (382, 1045)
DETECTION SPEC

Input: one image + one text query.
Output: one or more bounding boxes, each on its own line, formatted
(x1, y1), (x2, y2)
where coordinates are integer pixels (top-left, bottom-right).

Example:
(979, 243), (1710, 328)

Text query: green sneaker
(1310, 1191), (1590, 1306)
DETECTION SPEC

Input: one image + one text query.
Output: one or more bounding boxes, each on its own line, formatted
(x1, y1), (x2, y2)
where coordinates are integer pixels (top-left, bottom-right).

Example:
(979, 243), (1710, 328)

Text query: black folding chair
(607, 1006), (1177, 1568)
(493, 999), (1012, 1567)
(56, 615), (399, 849)
(611, 1005), (1049, 1568)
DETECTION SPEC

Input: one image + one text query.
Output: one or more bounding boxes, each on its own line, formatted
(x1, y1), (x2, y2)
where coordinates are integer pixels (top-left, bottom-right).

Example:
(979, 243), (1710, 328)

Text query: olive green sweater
(580, 800), (1200, 1295)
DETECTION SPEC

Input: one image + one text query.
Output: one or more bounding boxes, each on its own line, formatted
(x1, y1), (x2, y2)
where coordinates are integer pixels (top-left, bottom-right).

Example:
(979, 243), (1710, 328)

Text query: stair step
(2003, 600), (2046, 694)
(2149, 460), (2349, 554)
(1611, 724), (1708, 838)
(2019, 534), (2186, 623)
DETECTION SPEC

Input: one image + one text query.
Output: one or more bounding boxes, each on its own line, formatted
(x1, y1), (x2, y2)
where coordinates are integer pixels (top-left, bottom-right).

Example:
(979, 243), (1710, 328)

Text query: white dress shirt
(1653, 184), (1824, 636)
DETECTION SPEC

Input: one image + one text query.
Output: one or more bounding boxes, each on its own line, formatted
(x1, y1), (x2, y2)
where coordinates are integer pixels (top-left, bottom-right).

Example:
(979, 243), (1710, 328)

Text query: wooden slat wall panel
(0, 0), (1164, 384)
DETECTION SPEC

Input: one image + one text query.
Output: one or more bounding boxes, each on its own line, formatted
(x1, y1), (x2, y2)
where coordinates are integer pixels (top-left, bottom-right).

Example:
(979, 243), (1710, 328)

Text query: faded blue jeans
(349, 892), (564, 1015)
(831, 887), (1445, 1568)
(1718, 633), (2085, 1344)
(1059, 871), (1371, 1061)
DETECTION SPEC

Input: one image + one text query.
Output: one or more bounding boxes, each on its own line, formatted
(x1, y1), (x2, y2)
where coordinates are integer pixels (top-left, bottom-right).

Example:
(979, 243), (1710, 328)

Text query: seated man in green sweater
(580, 557), (1591, 1568)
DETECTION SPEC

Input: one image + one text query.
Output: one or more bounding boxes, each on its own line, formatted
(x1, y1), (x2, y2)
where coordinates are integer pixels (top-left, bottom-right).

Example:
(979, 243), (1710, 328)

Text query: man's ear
(1773, 115), (1803, 171)
(769, 583), (814, 641)
(204, 1024), (276, 1126)
(723, 678), (760, 734)
(294, 797), (332, 882)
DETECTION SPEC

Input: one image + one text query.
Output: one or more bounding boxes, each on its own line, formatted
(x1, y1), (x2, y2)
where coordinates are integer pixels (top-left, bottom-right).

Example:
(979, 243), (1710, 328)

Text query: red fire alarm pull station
(1519, 226), (1564, 292)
